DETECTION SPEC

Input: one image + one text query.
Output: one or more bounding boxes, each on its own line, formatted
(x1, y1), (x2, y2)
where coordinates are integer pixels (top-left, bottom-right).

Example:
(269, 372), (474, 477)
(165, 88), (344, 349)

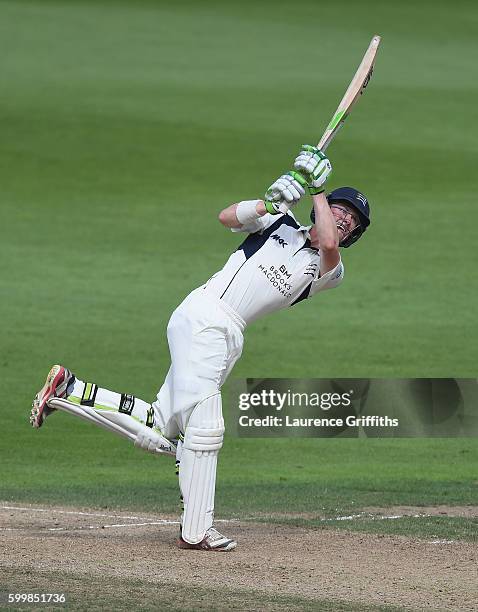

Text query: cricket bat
(318, 35), (381, 151)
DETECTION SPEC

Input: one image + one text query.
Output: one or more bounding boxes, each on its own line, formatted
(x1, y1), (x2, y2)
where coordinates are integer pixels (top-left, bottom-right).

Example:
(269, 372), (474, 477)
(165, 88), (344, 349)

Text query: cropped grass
(2, 426), (477, 539)
(1, 0), (477, 544)
(255, 514), (478, 543)
(321, 516), (478, 542)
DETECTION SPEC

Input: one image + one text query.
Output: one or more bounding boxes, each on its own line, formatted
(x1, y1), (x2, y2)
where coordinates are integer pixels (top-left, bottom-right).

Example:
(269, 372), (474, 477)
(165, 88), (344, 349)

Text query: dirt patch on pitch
(1, 503), (477, 611)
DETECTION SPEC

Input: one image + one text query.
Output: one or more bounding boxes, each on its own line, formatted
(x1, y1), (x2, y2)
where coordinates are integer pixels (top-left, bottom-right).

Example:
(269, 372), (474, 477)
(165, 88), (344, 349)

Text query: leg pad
(180, 392), (224, 544)
(48, 398), (176, 456)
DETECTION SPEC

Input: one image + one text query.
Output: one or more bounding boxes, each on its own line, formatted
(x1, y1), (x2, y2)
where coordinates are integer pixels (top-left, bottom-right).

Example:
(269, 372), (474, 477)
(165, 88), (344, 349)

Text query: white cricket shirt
(202, 208), (344, 325)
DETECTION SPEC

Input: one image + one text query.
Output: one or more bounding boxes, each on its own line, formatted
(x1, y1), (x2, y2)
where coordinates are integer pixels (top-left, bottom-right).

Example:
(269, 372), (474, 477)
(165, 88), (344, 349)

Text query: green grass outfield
(3, 423), (477, 541)
(1, 0), (477, 544)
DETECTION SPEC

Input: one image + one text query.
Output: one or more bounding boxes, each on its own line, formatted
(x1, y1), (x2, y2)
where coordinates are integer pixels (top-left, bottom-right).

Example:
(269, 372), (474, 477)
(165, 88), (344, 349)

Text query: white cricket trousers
(152, 287), (245, 439)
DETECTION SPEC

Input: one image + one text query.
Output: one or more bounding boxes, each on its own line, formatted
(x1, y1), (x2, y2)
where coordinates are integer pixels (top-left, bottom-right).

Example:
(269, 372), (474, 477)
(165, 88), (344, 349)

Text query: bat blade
(318, 35), (381, 151)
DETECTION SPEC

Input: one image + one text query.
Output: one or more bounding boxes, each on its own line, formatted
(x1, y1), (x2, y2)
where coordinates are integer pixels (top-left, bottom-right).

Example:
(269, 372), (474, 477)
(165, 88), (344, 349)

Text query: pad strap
(184, 426), (224, 451)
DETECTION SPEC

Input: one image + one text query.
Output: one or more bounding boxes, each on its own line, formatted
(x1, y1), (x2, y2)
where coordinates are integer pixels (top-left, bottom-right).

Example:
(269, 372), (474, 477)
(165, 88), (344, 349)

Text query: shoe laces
(205, 527), (225, 542)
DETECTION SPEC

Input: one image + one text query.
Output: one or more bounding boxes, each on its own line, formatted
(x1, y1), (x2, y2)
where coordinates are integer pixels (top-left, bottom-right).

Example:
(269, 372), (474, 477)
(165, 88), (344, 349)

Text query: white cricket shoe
(30, 364), (74, 429)
(178, 526), (237, 552)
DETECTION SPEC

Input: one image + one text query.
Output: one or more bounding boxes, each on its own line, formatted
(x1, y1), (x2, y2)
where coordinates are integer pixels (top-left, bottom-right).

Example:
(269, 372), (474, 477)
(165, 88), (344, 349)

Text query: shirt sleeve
(230, 212), (277, 234)
(309, 258), (345, 297)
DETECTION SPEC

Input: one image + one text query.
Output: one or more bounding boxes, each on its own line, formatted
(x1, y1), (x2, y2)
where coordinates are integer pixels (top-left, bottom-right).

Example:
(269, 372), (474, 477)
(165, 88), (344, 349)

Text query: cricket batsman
(30, 146), (371, 551)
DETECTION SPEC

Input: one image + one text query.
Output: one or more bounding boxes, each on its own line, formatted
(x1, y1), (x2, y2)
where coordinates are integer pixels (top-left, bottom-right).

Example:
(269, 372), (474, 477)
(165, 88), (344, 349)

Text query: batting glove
(264, 172), (307, 214)
(294, 145), (332, 195)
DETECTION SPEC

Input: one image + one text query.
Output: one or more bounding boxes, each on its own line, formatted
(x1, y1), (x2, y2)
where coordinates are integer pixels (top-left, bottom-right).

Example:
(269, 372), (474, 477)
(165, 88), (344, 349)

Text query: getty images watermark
(238, 388), (397, 429)
(229, 379), (478, 438)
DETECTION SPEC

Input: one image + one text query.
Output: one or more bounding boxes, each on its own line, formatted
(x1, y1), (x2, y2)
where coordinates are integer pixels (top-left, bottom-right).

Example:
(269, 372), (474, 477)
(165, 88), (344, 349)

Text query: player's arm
(218, 174), (305, 230)
(218, 200), (267, 228)
(293, 145), (338, 273)
(310, 192), (340, 272)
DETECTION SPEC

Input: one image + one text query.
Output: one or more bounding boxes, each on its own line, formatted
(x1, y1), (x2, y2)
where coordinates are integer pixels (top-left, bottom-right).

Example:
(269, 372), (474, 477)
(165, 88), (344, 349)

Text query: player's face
(330, 204), (360, 242)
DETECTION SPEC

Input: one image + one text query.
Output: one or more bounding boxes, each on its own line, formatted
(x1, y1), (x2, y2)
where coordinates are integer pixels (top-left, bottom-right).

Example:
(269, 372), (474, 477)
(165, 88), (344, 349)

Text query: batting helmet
(310, 186), (371, 248)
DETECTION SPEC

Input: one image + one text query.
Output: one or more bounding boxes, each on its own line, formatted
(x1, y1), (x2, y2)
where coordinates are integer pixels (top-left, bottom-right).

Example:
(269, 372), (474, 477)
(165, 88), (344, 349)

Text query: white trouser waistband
(201, 287), (246, 332)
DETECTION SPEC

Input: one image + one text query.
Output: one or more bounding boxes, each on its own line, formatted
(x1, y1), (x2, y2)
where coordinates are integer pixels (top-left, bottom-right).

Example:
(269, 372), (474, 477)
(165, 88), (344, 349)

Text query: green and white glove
(264, 172), (307, 215)
(294, 145), (332, 195)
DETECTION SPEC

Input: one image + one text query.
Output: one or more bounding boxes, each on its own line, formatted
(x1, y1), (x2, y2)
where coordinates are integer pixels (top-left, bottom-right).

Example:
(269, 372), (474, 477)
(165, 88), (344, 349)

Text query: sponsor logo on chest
(270, 234), (288, 248)
(258, 264), (292, 297)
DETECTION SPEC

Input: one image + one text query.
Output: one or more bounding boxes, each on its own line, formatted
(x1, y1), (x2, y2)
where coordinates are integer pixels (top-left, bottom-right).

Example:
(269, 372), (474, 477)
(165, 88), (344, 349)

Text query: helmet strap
(339, 225), (364, 248)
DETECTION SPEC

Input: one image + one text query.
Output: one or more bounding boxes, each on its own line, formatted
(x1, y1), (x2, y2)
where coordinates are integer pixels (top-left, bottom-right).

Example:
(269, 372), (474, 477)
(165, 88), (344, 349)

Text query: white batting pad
(48, 398), (176, 456)
(180, 392), (224, 544)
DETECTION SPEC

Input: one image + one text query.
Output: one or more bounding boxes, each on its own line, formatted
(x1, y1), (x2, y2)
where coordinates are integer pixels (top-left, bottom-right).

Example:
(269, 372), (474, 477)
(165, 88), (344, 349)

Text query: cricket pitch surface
(1, 503), (476, 611)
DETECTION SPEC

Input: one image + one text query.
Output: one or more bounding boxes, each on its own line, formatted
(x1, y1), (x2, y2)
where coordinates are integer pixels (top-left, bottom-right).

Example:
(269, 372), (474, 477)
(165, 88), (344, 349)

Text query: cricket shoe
(178, 526), (237, 552)
(30, 365), (75, 429)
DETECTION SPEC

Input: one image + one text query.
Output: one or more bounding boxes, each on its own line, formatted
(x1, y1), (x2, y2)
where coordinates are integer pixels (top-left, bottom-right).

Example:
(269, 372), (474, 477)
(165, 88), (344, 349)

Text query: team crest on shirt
(304, 263), (318, 277)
